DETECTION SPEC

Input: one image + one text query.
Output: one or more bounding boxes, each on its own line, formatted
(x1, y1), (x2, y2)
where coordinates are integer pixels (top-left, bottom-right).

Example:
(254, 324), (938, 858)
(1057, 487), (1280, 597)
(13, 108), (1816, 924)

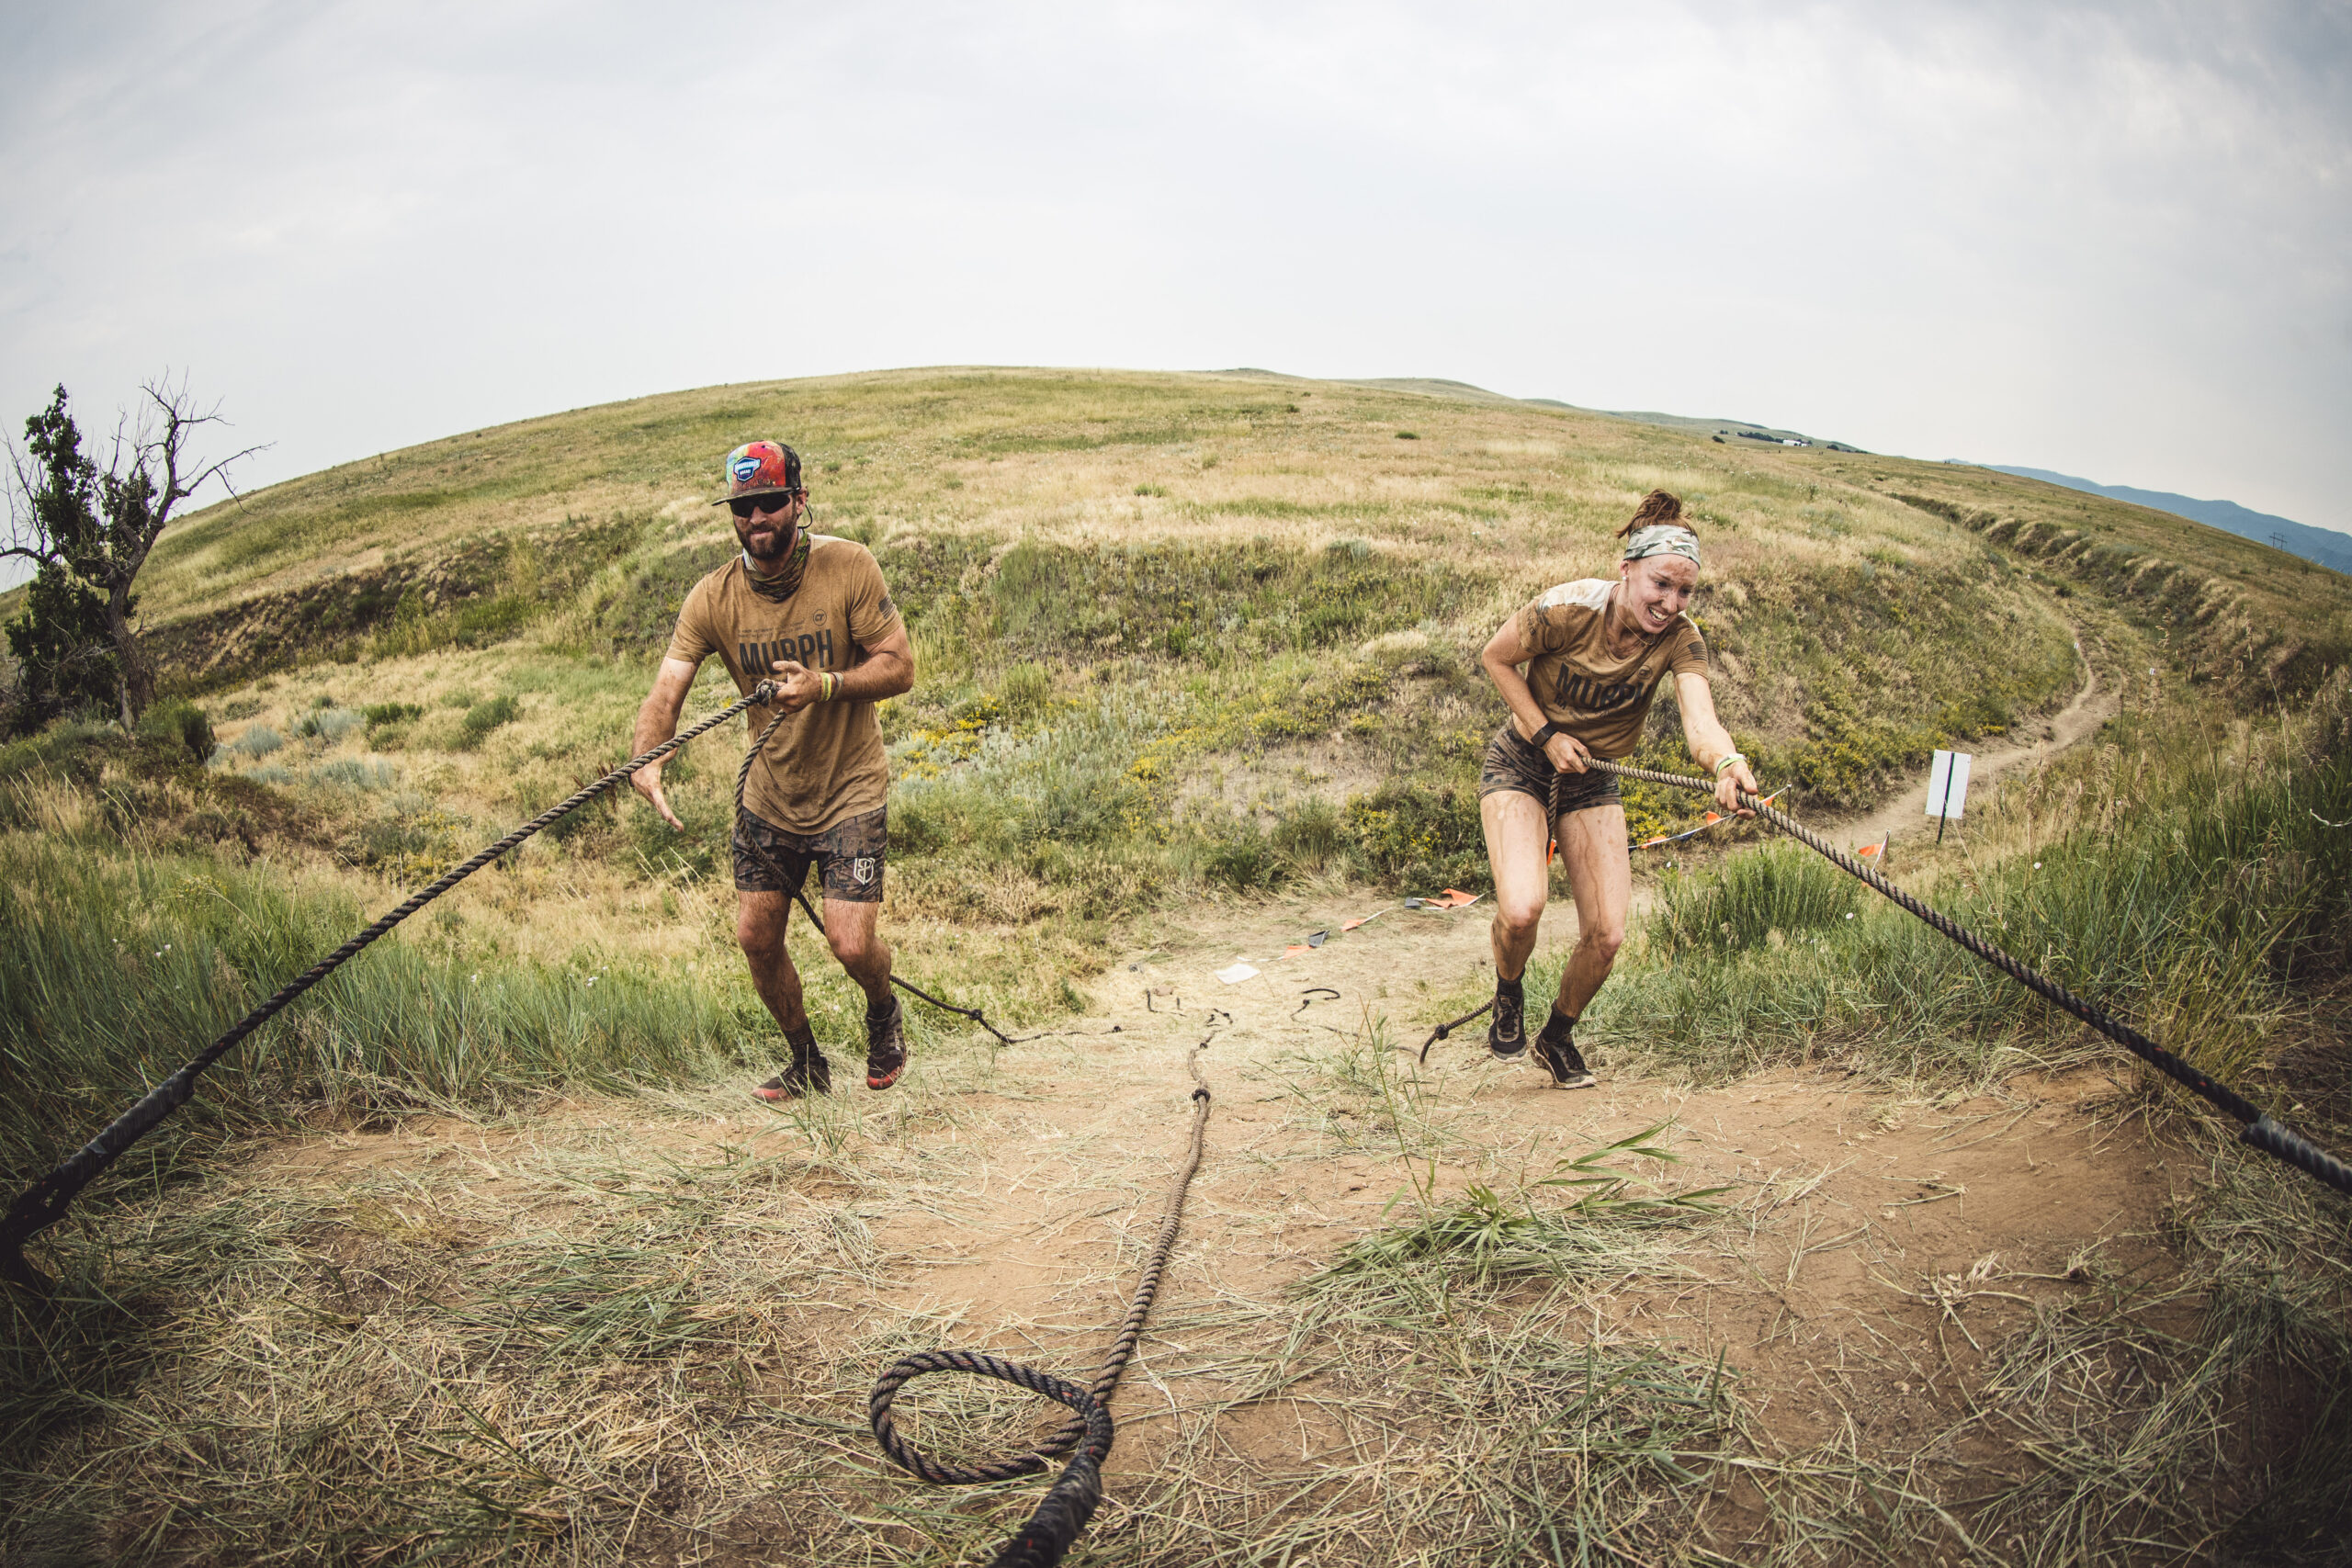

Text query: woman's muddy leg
(1481, 789), (1552, 981)
(1555, 803), (1631, 1020)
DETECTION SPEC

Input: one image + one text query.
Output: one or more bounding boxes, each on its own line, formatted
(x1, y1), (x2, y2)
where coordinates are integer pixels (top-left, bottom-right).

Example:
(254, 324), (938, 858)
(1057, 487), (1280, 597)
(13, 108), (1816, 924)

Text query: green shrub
(1345, 779), (1487, 891)
(135, 699), (215, 761)
(999, 660), (1051, 721)
(362, 701), (425, 727)
(1198, 821), (1285, 891)
(1272, 796), (1348, 874)
(456, 694), (521, 750)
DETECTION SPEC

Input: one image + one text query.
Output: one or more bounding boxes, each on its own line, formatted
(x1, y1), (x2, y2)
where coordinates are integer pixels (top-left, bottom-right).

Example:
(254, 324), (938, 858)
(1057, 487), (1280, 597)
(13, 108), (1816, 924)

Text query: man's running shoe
(1487, 984), (1527, 1060)
(865, 996), (909, 1090)
(752, 1052), (831, 1101)
(1534, 1013), (1597, 1089)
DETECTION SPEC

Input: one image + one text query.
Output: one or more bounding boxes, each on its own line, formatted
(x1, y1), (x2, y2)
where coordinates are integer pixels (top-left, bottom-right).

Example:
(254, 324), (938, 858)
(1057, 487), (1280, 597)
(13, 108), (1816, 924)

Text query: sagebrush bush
(224, 723), (283, 759)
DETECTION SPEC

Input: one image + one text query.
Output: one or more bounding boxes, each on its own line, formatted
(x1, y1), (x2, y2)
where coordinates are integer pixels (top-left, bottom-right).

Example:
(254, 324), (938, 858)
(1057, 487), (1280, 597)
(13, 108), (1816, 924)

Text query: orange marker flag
(1856, 837), (1888, 859)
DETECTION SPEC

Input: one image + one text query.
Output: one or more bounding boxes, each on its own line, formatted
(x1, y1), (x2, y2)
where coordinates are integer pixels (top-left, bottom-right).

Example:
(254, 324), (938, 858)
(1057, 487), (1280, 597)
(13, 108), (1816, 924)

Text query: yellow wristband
(1713, 751), (1745, 776)
(820, 672), (837, 702)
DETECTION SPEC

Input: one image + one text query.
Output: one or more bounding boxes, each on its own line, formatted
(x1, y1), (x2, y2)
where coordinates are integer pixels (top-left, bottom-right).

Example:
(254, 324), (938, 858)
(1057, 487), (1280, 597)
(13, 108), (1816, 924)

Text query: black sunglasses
(729, 490), (804, 520)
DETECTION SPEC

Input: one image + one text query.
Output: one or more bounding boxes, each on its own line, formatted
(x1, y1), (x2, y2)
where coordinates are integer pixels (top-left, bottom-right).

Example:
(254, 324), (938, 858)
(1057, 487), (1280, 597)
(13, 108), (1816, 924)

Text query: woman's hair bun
(1615, 490), (1691, 539)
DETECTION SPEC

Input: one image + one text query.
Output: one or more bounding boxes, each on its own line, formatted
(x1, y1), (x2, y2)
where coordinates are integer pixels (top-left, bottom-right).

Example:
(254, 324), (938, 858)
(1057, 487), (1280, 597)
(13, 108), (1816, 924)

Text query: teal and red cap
(712, 441), (803, 506)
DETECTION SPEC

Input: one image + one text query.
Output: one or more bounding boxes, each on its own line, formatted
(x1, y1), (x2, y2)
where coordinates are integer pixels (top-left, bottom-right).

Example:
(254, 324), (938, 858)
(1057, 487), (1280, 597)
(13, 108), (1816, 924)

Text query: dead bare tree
(4, 376), (264, 729)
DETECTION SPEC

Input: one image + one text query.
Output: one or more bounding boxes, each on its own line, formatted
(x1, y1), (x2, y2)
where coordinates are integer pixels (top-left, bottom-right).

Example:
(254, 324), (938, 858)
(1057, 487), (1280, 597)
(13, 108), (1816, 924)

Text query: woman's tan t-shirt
(664, 536), (903, 833)
(1512, 579), (1710, 760)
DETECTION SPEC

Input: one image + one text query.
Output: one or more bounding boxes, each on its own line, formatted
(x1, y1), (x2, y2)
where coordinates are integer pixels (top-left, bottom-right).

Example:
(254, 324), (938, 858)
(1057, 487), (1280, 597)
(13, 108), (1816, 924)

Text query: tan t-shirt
(664, 536), (903, 833)
(1513, 579), (1710, 760)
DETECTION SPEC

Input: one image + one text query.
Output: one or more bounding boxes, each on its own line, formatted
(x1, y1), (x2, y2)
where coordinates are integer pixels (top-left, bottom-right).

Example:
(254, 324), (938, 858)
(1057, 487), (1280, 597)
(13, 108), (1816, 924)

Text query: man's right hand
(632, 762), (684, 831)
(631, 656), (701, 833)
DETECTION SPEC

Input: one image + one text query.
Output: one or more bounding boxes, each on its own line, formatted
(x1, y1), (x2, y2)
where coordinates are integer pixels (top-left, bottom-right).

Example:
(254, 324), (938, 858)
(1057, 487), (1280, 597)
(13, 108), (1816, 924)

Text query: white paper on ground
(1215, 962), (1260, 985)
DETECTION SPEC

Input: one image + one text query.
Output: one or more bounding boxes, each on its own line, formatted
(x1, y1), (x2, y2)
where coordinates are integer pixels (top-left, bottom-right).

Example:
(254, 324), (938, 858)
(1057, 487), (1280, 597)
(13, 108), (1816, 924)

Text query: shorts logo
(732, 456), (763, 483)
(852, 857), (876, 886)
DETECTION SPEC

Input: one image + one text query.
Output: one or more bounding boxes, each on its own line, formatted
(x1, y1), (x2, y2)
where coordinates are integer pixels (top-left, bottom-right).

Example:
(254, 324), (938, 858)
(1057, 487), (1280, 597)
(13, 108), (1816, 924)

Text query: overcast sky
(4, 0), (2346, 567)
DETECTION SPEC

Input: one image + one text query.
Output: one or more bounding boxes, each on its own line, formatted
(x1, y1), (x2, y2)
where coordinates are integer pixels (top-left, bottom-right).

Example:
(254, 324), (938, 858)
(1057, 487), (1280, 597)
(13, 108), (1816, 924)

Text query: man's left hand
(768, 660), (824, 712)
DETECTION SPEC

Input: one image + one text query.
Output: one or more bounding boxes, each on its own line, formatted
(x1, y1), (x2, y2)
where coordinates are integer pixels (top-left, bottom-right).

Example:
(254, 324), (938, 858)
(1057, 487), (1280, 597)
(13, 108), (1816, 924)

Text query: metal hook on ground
(1417, 996), (1496, 1064)
(1293, 987), (1341, 1018)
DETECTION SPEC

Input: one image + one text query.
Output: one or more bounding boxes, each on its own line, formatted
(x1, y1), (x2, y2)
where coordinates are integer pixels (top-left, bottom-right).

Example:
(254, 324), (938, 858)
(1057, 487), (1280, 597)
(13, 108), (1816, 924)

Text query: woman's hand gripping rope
(865, 1035), (1216, 1568)
(1584, 758), (2352, 1199)
(0, 682), (782, 1294)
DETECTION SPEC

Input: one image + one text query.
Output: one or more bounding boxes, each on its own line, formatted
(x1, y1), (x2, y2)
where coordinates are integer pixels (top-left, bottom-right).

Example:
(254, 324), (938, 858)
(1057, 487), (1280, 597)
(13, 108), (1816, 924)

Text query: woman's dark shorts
(1476, 725), (1623, 818)
(732, 806), (888, 902)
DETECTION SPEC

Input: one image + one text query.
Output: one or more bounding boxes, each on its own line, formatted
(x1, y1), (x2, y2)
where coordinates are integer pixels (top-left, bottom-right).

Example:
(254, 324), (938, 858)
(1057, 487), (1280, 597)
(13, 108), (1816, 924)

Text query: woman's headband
(1622, 524), (1701, 566)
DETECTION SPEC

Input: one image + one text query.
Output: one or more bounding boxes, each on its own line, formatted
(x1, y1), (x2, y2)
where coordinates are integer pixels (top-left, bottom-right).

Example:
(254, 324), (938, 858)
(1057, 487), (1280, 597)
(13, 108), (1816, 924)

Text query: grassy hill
(29, 367), (2321, 978)
(6, 368), (2352, 1565)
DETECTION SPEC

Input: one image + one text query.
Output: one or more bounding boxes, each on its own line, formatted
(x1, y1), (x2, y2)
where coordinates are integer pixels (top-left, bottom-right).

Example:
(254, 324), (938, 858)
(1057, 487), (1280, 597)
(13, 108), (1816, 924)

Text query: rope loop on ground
(1580, 760), (2352, 1197)
(865, 1036), (1216, 1568)
(0, 683), (778, 1292)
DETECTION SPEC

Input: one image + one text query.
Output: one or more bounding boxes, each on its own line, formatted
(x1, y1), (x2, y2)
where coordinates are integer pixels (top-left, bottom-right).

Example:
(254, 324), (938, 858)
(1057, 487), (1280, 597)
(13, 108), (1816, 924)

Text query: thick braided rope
(1589, 760), (2352, 1197)
(730, 706), (1027, 1046)
(0, 686), (775, 1290)
(866, 1041), (1215, 1568)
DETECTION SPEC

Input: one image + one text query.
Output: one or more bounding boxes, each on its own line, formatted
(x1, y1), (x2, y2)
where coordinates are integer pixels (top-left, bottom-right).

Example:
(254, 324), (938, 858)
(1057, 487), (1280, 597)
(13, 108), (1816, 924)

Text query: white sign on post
(1926, 750), (1973, 840)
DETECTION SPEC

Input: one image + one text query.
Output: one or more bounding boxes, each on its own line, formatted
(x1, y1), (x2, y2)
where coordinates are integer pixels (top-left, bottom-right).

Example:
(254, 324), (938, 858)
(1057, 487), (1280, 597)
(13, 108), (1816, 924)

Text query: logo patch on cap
(731, 457), (763, 484)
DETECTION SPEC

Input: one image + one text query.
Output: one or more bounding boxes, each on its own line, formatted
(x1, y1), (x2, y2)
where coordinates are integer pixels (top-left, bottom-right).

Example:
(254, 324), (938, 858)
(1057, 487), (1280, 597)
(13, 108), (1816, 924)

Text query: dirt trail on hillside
(1828, 648), (2114, 857)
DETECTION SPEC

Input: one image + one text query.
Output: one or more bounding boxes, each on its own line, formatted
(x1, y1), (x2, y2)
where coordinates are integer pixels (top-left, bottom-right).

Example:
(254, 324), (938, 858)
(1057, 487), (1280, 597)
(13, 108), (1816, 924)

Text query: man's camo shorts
(732, 806), (888, 903)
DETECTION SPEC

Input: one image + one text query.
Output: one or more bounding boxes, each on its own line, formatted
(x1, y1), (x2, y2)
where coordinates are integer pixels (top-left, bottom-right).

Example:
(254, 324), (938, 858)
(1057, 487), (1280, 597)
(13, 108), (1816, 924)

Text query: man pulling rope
(632, 440), (918, 1101)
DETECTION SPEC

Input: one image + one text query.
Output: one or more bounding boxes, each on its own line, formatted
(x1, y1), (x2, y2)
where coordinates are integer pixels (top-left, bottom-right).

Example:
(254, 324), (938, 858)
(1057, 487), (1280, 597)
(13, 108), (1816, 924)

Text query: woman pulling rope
(1474, 491), (1759, 1088)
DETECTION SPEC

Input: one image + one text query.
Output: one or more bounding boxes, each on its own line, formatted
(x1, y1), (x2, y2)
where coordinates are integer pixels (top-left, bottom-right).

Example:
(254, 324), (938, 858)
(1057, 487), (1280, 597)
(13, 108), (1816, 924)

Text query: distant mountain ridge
(1982, 466), (2351, 574)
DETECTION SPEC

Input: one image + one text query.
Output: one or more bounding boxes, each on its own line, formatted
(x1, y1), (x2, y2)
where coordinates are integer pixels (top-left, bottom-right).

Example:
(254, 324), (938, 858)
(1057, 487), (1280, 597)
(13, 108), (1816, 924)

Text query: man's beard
(738, 517), (797, 562)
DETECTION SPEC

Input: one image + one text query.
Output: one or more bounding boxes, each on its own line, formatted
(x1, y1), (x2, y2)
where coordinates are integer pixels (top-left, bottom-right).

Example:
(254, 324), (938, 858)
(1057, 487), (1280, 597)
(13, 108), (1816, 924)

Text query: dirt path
(264, 885), (2185, 1535)
(1831, 645), (2113, 855)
